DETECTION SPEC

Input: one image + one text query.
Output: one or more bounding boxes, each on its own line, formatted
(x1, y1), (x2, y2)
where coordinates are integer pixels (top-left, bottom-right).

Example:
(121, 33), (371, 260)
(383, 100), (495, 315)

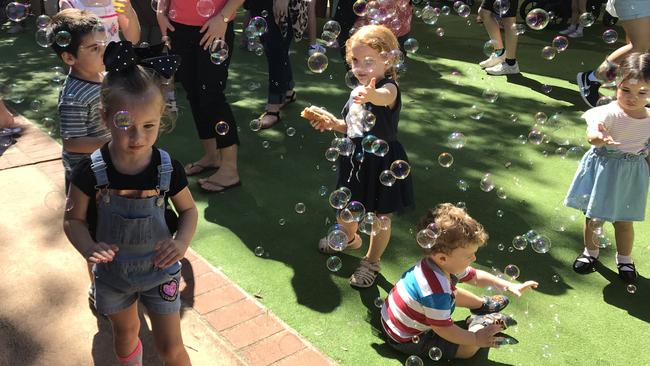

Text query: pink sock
(117, 339), (143, 366)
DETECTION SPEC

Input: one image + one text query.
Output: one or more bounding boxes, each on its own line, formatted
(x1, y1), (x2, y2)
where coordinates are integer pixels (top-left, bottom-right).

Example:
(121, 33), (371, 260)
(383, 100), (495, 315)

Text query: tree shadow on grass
(595, 264), (650, 324)
(505, 73), (583, 109)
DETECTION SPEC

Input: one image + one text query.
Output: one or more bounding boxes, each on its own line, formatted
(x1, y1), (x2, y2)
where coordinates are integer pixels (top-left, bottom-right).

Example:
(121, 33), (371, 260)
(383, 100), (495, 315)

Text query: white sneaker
(486, 61), (520, 75)
(479, 53), (505, 69)
(559, 26), (576, 35)
(568, 29), (583, 38)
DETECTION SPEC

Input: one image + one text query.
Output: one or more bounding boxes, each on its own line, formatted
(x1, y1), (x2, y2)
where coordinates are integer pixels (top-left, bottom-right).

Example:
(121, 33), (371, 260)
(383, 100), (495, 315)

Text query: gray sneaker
(486, 61), (520, 75)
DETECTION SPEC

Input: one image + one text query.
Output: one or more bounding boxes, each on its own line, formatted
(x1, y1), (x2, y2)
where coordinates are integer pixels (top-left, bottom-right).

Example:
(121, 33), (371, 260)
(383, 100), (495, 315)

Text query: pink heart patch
(162, 281), (177, 296)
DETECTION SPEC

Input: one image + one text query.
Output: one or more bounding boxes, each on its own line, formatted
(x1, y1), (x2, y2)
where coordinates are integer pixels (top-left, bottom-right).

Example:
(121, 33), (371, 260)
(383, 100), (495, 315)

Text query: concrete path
(0, 117), (335, 366)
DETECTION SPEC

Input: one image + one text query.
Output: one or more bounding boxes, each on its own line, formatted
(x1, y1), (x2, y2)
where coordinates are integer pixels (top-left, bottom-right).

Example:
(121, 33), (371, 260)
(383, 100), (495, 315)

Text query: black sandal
(259, 110), (281, 130)
(283, 90), (297, 107)
(573, 253), (598, 274)
(617, 262), (638, 283)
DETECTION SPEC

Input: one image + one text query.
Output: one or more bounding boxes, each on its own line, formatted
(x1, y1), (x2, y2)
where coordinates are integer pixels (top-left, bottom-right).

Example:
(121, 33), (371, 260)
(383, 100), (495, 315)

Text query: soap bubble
(327, 228), (348, 251)
(340, 201), (365, 223)
(482, 89), (499, 103)
(551, 274), (560, 283)
(541, 46), (557, 60)
(496, 209), (504, 218)
(602, 29), (618, 44)
(329, 189), (349, 209)
(504, 264), (520, 279)
(435, 27), (445, 37)
(512, 23), (526, 35)
(479, 173), (495, 192)
(421, 5), (439, 25)
(512, 235), (528, 250)
(531, 235), (551, 253)
(457, 179), (469, 192)
(5, 2), (29, 22)
(528, 129), (544, 144)
(359, 212), (380, 236)
(405, 355), (424, 366)
(323, 20), (341, 36)
(113, 110), (131, 130)
(390, 160), (411, 179)
(209, 39), (229, 65)
(326, 256), (343, 271)
(438, 153), (454, 168)
(457, 4), (470, 17)
(325, 147), (339, 162)
(497, 243), (505, 250)
(627, 284), (637, 294)
(374, 297), (384, 308)
(55, 31), (72, 47)
(493, 0), (510, 15)
(428, 347), (443, 361)
(353, 0), (368, 16)
(404, 38), (419, 53)
(593, 234), (611, 248)
(448, 132), (466, 149)
(308, 52), (328, 73)
(483, 39), (498, 57)
(372, 139), (389, 156)
(379, 170), (397, 186)
(496, 187), (507, 199)
(416, 227), (438, 249)
(215, 121), (229, 135)
(254, 246), (265, 257)
(552, 36), (568, 52)
(578, 12), (595, 27)
(469, 105), (484, 120)
(36, 28), (53, 47)
(196, 0), (215, 17)
(295, 202), (306, 214)
(36, 14), (51, 28)
(526, 8), (550, 30)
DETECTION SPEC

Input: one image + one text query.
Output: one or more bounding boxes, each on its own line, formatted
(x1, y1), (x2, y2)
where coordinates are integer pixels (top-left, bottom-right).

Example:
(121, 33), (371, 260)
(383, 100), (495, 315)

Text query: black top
(71, 144), (188, 237)
(342, 78), (402, 141)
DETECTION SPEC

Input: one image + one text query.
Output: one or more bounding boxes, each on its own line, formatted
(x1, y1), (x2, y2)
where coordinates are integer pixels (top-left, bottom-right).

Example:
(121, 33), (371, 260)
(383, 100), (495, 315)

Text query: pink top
(168, 0), (228, 26)
(583, 101), (650, 154)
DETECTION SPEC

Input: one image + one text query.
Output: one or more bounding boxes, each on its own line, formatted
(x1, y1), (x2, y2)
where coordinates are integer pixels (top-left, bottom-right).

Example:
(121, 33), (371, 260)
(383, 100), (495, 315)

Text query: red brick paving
(2, 117), (337, 366)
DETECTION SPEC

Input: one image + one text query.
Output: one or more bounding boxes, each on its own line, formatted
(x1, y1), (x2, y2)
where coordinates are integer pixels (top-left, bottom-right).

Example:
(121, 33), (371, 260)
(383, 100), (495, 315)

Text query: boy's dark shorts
(480, 0), (519, 18)
(382, 327), (459, 361)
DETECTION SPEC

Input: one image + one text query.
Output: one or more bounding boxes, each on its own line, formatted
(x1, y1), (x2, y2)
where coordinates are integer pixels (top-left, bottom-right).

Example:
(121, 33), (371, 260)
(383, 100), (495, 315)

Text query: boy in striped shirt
(381, 203), (538, 361)
(49, 9), (111, 191)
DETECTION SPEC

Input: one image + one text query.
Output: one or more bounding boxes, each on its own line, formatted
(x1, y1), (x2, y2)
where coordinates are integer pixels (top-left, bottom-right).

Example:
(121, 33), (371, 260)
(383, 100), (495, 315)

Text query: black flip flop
(199, 180), (242, 193)
(184, 162), (219, 176)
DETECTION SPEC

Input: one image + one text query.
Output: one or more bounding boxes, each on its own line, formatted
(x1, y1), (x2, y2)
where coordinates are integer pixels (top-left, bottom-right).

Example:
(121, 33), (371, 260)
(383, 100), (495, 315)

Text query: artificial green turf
(2, 10), (650, 366)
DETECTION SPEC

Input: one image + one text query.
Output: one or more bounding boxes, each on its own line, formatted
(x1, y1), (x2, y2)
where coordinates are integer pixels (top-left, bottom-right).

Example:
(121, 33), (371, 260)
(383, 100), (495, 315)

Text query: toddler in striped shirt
(380, 203), (538, 361)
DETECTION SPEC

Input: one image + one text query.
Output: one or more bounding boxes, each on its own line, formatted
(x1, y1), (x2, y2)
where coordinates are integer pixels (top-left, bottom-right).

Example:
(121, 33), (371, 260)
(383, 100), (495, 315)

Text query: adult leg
(169, 23), (220, 175)
(502, 17), (518, 60)
(149, 311), (190, 366)
(258, 11), (294, 128)
(198, 23), (241, 191)
(480, 8), (503, 49)
(108, 302), (142, 365)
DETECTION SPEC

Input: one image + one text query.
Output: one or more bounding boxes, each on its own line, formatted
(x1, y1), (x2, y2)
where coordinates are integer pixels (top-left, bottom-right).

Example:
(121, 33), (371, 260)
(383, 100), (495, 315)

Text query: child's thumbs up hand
(353, 77), (377, 104)
(87, 242), (119, 263)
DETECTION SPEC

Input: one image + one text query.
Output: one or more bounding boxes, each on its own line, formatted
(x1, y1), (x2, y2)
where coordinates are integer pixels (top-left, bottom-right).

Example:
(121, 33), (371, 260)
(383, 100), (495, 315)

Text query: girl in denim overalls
(565, 52), (650, 285)
(64, 41), (197, 366)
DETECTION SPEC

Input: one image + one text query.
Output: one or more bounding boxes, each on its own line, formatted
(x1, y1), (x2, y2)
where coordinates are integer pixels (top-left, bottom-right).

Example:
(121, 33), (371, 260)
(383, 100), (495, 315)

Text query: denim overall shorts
(90, 148), (182, 315)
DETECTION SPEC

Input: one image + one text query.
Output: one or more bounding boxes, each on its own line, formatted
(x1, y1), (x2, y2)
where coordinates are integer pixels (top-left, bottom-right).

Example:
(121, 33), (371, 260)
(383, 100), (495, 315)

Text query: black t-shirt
(71, 144), (188, 238)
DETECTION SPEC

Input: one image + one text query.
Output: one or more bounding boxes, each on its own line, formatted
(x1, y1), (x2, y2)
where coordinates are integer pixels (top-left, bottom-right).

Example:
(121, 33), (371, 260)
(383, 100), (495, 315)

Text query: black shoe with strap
(573, 253), (598, 274)
(617, 263), (638, 283)
(470, 294), (510, 315)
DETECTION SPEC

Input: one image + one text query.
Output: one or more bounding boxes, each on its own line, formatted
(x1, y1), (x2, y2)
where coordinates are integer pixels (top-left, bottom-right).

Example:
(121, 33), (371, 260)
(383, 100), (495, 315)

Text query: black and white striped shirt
(58, 75), (110, 177)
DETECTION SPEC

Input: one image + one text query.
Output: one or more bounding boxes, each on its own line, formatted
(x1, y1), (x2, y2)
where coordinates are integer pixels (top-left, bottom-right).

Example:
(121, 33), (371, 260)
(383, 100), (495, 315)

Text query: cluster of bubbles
(243, 16), (268, 57)
(307, 20), (342, 73)
(511, 230), (552, 253)
(416, 222), (440, 249)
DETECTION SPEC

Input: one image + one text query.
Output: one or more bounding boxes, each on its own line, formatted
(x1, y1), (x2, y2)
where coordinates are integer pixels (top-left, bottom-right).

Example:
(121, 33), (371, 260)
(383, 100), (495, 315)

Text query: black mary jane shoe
(573, 253), (598, 274)
(617, 263), (638, 283)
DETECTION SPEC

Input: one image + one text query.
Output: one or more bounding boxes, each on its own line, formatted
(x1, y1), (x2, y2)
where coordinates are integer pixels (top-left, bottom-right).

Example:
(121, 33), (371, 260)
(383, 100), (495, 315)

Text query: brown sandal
(349, 258), (381, 288)
(259, 110), (281, 130)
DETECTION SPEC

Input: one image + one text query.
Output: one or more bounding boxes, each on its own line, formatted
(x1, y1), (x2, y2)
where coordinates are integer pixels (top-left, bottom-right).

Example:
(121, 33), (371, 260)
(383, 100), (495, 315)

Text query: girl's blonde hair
(416, 203), (489, 255)
(345, 25), (400, 81)
(101, 65), (174, 133)
(617, 52), (650, 86)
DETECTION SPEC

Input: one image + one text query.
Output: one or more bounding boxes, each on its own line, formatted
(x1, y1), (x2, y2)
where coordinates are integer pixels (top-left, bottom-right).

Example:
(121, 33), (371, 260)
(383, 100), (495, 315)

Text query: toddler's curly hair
(416, 203), (489, 255)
